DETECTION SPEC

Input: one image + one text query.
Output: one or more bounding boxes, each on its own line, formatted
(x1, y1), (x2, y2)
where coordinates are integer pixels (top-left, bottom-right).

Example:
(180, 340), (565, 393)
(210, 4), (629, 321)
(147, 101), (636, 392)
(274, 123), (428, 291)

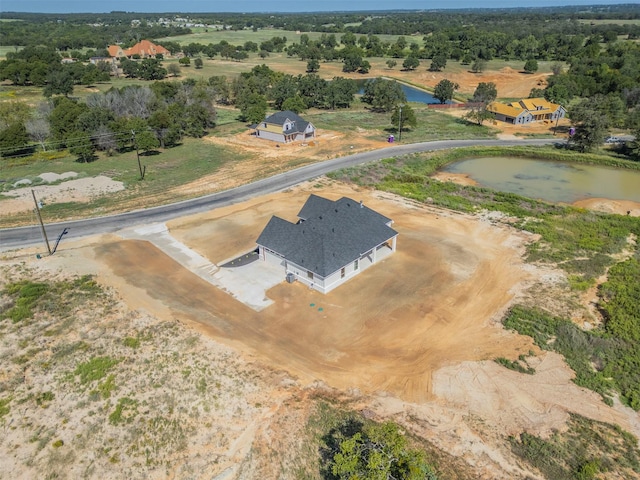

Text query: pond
(357, 81), (451, 104)
(442, 156), (640, 204)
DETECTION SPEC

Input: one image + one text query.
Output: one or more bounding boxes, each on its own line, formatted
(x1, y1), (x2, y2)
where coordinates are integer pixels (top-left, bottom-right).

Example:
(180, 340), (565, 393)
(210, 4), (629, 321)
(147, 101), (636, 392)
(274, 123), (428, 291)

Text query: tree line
(0, 80), (217, 161)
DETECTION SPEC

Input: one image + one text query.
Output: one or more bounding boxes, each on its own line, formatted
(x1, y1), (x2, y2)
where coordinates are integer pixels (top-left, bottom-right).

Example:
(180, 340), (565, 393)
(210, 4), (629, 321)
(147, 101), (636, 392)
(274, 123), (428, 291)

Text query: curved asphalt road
(0, 138), (556, 251)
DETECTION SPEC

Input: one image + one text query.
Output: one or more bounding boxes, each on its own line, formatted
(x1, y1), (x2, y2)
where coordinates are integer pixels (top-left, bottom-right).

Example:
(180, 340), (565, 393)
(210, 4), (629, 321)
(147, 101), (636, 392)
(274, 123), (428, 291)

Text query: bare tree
(25, 118), (50, 151)
(93, 124), (117, 155)
(123, 86), (154, 118)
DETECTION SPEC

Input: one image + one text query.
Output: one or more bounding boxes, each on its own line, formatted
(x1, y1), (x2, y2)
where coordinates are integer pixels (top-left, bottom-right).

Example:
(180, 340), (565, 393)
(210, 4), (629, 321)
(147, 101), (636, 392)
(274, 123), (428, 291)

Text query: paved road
(0, 138), (556, 251)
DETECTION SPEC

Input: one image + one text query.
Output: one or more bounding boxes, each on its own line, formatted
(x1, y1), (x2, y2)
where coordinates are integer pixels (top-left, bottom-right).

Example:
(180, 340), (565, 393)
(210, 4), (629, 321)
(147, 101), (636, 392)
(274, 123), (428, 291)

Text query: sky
(0, 0), (632, 14)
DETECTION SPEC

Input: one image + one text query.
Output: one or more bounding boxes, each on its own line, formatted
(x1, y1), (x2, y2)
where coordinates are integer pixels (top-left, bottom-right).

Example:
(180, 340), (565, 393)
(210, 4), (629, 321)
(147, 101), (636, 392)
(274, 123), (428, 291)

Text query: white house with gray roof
(256, 194), (398, 294)
(255, 110), (316, 143)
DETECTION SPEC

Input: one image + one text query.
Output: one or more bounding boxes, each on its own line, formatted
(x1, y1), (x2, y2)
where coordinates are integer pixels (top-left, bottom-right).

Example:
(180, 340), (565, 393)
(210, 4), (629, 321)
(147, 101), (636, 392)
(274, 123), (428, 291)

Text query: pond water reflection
(442, 157), (640, 204)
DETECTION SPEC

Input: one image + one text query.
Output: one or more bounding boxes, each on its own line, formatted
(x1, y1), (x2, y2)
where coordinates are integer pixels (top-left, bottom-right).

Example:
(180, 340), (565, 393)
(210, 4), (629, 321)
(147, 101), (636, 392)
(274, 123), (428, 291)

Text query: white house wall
(256, 130), (285, 143)
(260, 235), (397, 294)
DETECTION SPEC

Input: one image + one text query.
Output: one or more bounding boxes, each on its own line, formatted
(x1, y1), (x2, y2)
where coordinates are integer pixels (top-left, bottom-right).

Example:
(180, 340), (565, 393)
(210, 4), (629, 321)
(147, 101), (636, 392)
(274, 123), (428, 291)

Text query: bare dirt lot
(4, 179), (640, 479)
(92, 181), (536, 402)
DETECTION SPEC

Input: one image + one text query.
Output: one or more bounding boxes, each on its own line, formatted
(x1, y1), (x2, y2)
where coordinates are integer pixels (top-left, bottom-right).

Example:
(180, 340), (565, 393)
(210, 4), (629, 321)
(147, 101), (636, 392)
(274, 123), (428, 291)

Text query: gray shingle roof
(256, 195), (397, 277)
(263, 110), (311, 134)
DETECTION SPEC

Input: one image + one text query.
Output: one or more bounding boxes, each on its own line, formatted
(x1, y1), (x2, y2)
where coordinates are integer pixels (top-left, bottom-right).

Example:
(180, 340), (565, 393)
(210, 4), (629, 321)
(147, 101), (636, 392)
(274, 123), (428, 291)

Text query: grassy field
(577, 19), (640, 25)
(157, 27), (411, 47)
(0, 136), (249, 227)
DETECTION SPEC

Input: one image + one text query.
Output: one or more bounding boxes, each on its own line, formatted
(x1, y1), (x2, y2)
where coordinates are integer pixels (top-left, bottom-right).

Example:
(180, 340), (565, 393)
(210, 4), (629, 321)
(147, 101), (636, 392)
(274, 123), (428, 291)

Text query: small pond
(442, 156), (640, 204)
(357, 82), (451, 104)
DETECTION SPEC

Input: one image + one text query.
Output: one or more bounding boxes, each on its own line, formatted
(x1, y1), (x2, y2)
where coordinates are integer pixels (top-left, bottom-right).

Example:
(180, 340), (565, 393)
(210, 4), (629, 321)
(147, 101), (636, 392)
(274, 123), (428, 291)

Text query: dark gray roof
(263, 110), (312, 134)
(256, 195), (397, 277)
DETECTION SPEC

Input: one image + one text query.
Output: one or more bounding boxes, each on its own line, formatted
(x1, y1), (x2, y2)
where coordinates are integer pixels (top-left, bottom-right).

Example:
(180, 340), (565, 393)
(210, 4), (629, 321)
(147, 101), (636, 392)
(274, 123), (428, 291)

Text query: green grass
(0, 397), (10, 419)
(308, 105), (493, 142)
(494, 356), (535, 375)
(510, 413), (640, 480)
(0, 137), (248, 227)
(158, 28), (412, 48)
(503, 305), (640, 409)
(123, 337), (141, 349)
(1, 280), (49, 322)
(108, 397), (138, 425)
(0, 45), (23, 58)
(73, 356), (119, 384)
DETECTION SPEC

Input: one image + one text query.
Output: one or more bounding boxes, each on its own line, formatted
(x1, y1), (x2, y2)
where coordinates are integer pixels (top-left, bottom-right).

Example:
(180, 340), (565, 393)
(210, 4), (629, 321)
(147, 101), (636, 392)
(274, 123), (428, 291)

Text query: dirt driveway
(88, 180), (536, 402)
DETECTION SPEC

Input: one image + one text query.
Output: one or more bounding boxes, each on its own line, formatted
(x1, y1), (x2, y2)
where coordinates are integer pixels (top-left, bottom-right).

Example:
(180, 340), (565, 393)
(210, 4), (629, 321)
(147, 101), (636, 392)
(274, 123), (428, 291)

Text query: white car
(605, 136), (621, 144)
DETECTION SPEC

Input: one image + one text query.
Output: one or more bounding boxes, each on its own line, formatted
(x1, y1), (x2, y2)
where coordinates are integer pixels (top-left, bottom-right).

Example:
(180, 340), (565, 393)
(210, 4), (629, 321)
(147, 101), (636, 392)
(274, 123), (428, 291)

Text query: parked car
(605, 136), (621, 144)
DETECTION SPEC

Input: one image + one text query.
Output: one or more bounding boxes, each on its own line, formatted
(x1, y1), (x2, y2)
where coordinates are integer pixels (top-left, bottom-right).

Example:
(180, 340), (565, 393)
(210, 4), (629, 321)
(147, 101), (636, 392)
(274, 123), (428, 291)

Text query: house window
(354, 259), (359, 270)
(307, 271), (313, 280)
(341, 267), (345, 278)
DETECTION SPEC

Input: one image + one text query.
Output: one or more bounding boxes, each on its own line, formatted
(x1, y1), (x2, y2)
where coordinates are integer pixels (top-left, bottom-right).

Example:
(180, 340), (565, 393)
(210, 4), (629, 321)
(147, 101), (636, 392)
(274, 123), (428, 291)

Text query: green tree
(120, 58), (139, 78)
(472, 82), (498, 104)
(138, 58), (166, 80)
(524, 58), (539, 74)
(544, 83), (570, 105)
(569, 98), (610, 152)
(0, 122), (32, 157)
(402, 55), (420, 71)
(342, 52), (362, 73)
(362, 78), (406, 112)
(179, 57), (191, 66)
(167, 63), (181, 77)
(386, 59), (397, 69)
(392, 104), (417, 134)
(629, 127), (640, 161)
(429, 54), (447, 72)
(331, 421), (438, 480)
(464, 106), (495, 125)
(471, 58), (486, 73)
(281, 95), (307, 114)
(323, 76), (357, 110)
(271, 74), (299, 111)
(66, 130), (95, 162)
(358, 60), (371, 74)
(238, 93), (267, 124)
(306, 58), (320, 73)
(433, 79), (459, 104)
(43, 70), (74, 97)
(135, 128), (159, 153)
(194, 57), (203, 69)
(148, 109), (178, 148)
(48, 96), (88, 146)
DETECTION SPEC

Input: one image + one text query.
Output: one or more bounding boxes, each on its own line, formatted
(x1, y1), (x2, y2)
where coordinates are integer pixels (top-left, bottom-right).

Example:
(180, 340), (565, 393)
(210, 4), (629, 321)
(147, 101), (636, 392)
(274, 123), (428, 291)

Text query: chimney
(360, 200), (363, 208)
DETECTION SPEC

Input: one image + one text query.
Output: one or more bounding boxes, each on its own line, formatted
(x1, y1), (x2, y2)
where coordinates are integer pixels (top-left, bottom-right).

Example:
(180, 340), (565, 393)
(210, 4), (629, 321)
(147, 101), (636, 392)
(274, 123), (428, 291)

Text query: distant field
(577, 19), (640, 25)
(0, 50), (556, 107)
(0, 45), (23, 58)
(157, 28), (419, 47)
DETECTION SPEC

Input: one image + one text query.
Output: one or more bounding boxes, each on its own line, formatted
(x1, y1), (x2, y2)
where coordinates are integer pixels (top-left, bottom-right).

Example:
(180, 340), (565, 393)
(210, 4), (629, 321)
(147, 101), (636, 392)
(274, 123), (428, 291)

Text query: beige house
(487, 98), (566, 125)
(255, 111), (316, 143)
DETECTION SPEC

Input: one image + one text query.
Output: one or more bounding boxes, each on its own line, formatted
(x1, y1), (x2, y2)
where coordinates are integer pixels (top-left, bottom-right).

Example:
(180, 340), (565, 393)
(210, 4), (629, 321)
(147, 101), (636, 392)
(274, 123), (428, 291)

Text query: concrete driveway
(119, 223), (284, 311)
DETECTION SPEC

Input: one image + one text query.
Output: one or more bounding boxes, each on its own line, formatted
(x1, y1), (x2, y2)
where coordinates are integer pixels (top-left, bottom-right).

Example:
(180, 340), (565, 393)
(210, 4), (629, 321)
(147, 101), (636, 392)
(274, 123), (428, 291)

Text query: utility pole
(131, 130), (146, 180)
(397, 105), (404, 142)
(31, 190), (51, 255)
(553, 110), (561, 136)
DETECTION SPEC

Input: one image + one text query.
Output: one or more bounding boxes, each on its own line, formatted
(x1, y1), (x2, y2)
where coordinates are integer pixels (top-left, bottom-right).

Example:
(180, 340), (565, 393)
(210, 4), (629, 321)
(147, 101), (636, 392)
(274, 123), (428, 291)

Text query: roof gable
(487, 101), (526, 118)
(257, 196), (396, 277)
(124, 40), (169, 57)
(261, 110), (312, 134)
